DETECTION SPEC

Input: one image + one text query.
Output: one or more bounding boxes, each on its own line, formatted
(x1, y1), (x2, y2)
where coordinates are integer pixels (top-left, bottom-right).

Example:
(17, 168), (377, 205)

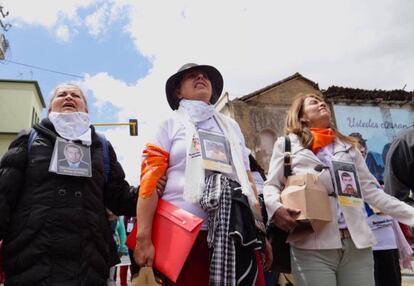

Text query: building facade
(0, 79), (45, 157)
(217, 73), (414, 175)
(216, 73), (321, 172)
(325, 86), (414, 183)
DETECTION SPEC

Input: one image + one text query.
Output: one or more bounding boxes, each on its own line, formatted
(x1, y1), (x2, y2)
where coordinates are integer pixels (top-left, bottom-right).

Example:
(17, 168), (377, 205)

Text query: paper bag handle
(131, 267), (161, 286)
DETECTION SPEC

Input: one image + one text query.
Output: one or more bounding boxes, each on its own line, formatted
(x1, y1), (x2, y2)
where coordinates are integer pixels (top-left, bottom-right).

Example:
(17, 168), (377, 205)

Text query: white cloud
(85, 5), (107, 37)
(81, 72), (173, 182)
(5, 0), (414, 98)
(101, 127), (142, 185)
(84, 2), (128, 38)
(55, 25), (71, 42)
(2, 0), (127, 41)
(5, 0), (414, 184)
(82, 72), (172, 124)
(118, 0), (414, 93)
(2, 0), (95, 28)
(92, 0), (414, 184)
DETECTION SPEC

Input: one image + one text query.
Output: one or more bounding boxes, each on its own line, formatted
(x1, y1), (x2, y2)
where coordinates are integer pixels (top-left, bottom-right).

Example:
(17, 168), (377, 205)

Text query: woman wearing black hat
(133, 63), (271, 285)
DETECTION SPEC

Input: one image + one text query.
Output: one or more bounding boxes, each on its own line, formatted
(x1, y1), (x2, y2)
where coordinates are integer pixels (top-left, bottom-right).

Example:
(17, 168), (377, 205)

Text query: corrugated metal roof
(323, 86), (413, 103)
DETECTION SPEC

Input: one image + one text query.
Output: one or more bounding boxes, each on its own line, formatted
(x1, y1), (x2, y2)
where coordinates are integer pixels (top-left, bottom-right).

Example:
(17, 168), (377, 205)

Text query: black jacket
(384, 126), (414, 206)
(0, 119), (137, 286)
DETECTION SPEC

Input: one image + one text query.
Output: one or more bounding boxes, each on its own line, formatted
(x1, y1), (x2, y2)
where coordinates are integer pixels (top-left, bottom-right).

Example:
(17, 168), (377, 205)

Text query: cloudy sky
(1, 0), (413, 184)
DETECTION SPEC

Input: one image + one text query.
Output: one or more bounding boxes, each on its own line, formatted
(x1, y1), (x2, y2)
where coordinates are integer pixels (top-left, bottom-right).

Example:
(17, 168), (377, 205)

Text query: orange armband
(139, 144), (169, 198)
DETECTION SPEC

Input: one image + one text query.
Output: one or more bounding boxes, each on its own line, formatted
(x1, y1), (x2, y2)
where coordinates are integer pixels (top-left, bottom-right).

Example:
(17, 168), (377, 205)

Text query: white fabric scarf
(177, 100), (261, 219)
(49, 112), (92, 146)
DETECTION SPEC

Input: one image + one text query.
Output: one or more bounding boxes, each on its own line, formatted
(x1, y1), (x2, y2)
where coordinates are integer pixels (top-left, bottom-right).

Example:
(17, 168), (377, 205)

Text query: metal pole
(92, 122), (134, 126)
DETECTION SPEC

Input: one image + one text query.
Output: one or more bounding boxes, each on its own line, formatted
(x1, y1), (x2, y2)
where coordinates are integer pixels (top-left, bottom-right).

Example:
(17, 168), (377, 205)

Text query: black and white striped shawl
(200, 173), (236, 286)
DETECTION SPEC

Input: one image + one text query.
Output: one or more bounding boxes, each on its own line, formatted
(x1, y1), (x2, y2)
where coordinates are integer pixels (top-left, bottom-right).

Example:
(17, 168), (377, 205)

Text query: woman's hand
(156, 176), (167, 197)
(263, 238), (273, 271)
(133, 236), (155, 267)
(272, 207), (301, 232)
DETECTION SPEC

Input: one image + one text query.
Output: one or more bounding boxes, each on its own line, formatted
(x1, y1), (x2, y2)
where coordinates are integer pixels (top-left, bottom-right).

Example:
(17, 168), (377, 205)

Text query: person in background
(382, 132), (414, 244)
(119, 216), (136, 286)
(107, 211), (129, 286)
(119, 216), (139, 286)
(249, 154), (282, 286)
(0, 83), (137, 285)
(384, 126), (414, 205)
(350, 132), (405, 286)
(348, 132), (367, 158)
(264, 93), (414, 286)
(134, 63), (271, 285)
(0, 240), (4, 284)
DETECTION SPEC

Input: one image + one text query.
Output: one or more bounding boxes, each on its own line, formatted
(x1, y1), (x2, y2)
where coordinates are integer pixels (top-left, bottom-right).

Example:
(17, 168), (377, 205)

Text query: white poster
(333, 105), (414, 182)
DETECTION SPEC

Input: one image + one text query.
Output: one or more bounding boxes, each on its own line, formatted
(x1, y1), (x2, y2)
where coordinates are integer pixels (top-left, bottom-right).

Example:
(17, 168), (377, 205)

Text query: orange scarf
(310, 128), (336, 154)
(139, 144), (169, 198)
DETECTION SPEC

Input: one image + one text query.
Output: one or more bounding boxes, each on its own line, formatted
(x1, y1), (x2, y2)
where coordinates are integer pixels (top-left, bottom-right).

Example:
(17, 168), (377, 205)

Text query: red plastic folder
(126, 199), (203, 282)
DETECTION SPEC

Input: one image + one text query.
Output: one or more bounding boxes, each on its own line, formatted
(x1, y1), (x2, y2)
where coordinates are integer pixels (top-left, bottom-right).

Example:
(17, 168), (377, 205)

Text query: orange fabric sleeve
(139, 144), (169, 199)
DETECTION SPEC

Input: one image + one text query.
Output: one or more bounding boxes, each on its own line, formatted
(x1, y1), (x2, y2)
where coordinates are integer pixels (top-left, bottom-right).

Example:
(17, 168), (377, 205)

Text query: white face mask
(179, 99), (215, 123)
(48, 112), (92, 145)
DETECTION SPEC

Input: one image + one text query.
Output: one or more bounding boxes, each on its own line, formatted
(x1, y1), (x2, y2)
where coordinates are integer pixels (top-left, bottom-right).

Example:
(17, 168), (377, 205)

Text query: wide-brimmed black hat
(165, 63), (224, 110)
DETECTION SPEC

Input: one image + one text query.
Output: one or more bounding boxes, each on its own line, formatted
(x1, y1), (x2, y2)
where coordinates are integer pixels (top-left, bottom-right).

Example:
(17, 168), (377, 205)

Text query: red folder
(126, 199), (203, 282)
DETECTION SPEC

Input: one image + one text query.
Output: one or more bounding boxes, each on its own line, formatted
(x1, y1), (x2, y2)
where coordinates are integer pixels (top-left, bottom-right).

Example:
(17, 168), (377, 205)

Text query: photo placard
(331, 160), (362, 207)
(49, 137), (92, 177)
(198, 129), (232, 174)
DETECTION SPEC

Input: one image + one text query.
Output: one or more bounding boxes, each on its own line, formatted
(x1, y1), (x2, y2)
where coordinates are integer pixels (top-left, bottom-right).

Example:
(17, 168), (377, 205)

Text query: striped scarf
(200, 173), (236, 286)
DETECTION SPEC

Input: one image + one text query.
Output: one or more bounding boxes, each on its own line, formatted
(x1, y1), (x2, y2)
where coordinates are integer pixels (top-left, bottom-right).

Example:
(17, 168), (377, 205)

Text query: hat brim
(165, 64), (223, 110)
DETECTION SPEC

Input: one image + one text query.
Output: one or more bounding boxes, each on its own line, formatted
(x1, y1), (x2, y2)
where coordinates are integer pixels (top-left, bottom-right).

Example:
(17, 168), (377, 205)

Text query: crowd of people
(1, 63), (414, 286)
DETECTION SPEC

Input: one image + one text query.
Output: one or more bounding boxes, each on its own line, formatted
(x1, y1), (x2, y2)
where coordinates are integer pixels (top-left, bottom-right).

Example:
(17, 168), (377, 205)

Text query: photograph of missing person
(60, 143), (89, 169)
(198, 129), (232, 173)
(332, 161), (362, 198)
(339, 171), (358, 196)
(52, 139), (92, 177)
(204, 140), (227, 162)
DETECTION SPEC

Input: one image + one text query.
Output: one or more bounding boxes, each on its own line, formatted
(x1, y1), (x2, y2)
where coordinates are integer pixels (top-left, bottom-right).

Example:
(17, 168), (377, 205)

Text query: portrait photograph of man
(332, 161), (362, 198)
(340, 171), (358, 196)
(60, 143), (89, 169)
(55, 140), (92, 177)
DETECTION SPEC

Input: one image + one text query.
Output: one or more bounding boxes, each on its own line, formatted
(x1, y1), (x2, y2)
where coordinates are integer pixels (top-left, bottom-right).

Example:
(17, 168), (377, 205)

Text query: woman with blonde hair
(264, 93), (414, 286)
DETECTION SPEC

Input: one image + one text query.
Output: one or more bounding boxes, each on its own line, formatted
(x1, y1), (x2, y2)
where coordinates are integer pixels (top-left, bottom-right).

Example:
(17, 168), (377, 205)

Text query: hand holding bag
(281, 173), (332, 233)
(126, 199), (203, 283)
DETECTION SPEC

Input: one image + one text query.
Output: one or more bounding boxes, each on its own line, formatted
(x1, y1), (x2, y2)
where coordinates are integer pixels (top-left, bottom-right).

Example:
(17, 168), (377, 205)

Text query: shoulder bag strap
(284, 136), (292, 178)
(96, 132), (111, 183)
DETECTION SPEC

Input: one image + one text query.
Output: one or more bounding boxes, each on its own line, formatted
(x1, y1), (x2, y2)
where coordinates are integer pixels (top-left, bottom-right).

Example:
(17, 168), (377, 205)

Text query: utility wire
(2, 59), (84, 79)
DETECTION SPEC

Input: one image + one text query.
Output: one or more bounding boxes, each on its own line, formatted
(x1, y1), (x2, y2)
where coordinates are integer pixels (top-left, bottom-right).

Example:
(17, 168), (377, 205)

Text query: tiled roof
(323, 86), (413, 102)
(239, 72), (319, 102)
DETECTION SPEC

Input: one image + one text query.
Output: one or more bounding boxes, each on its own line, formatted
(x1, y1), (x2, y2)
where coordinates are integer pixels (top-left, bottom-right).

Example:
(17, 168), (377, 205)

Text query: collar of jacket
(288, 133), (353, 162)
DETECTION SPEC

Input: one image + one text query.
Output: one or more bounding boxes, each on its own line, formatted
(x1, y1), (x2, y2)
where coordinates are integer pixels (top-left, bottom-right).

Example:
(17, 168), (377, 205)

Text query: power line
(2, 59), (84, 79)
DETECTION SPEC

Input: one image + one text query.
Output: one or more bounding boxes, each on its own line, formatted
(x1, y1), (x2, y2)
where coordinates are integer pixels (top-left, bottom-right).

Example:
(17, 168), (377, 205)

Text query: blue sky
(1, 12), (150, 124)
(1, 0), (414, 184)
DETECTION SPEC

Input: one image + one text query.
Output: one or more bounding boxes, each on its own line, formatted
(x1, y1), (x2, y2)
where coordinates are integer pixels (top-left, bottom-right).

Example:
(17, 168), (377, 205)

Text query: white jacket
(264, 134), (414, 250)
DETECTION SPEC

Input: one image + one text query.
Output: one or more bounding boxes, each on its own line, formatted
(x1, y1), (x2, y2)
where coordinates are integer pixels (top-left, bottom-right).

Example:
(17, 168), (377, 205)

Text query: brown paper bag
(131, 267), (162, 286)
(281, 173), (332, 233)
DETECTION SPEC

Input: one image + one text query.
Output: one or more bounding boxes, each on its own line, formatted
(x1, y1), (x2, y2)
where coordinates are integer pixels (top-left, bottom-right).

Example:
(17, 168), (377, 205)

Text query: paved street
(403, 268), (414, 286)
